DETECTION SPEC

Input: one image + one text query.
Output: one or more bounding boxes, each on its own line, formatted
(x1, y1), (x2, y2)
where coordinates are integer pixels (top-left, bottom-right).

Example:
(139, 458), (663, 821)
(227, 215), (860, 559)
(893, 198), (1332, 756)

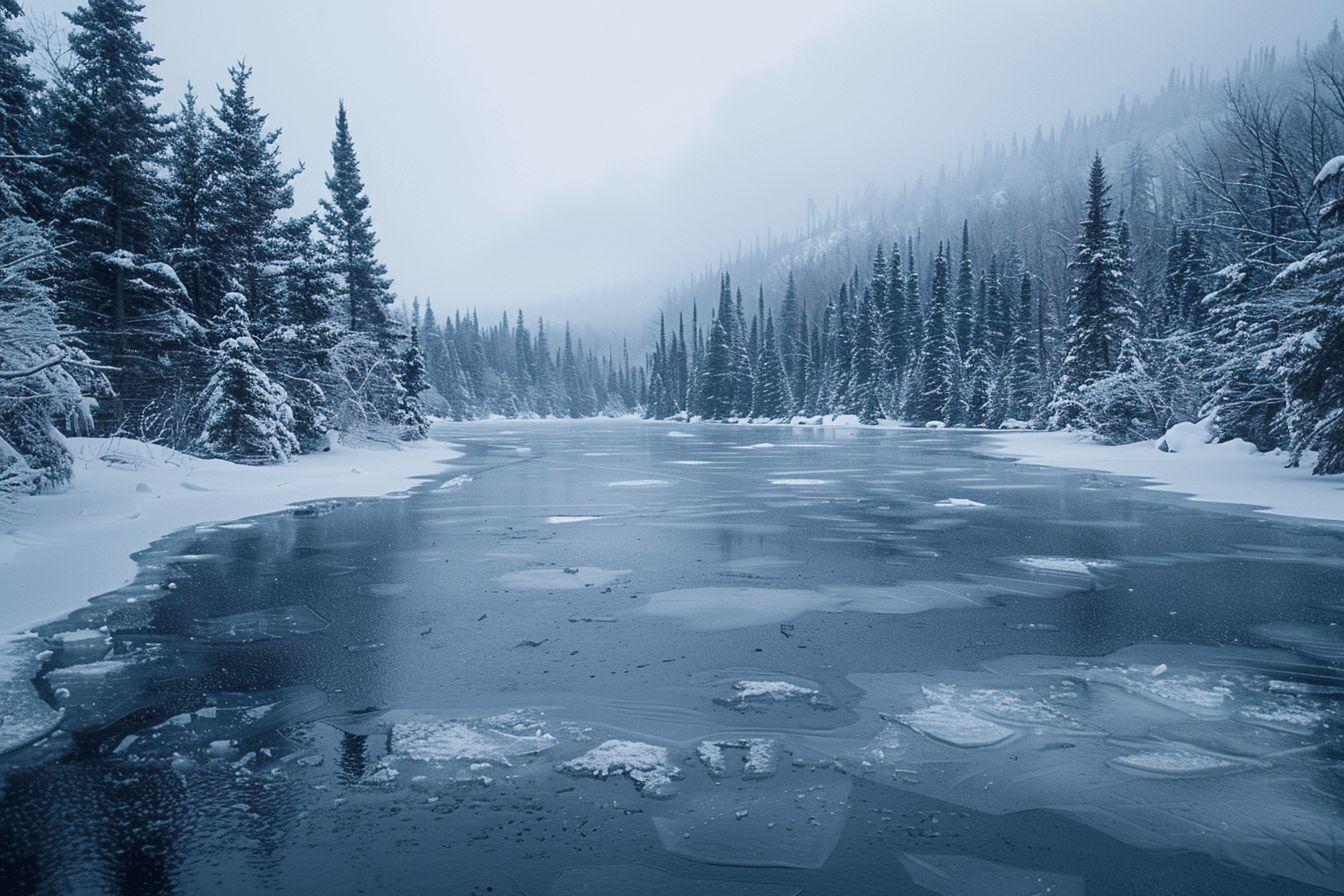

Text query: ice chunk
(1110, 746), (1243, 777)
(638, 582), (994, 630)
(190, 605), (328, 643)
(1017, 556), (1117, 574)
(0, 634), (63, 754)
(606, 479), (668, 488)
(900, 854), (1085, 896)
(933, 498), (987, 508)
(390, 718), (555, 764)
(665, 431), (695, 438)
(545, 515), (599, 524)
(557, 739), (681, 798)
(896, 701), (1015, 748)
(715, 680), (823, 711)
(500, 567), (629, 590)
(697, 738), (780, 779)
(437, 474), (473, 489)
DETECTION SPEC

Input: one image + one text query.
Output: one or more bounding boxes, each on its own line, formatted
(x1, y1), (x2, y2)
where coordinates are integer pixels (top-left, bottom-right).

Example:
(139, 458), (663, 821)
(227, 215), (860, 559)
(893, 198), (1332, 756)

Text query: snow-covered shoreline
(978, 421), (1344, 525)
(1, 435), (463, 634)
(634, 414), (1344, 525)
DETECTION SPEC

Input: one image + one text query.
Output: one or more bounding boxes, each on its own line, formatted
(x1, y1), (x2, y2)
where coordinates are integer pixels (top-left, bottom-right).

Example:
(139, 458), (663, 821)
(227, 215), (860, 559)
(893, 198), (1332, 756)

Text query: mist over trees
(641, 25), (1344, 473)
(3, 1), (1343, 497)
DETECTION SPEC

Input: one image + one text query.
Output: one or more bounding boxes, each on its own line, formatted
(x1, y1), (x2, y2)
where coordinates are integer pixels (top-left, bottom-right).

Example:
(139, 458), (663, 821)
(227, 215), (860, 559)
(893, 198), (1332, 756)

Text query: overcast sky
(23, 0), (1342, 330)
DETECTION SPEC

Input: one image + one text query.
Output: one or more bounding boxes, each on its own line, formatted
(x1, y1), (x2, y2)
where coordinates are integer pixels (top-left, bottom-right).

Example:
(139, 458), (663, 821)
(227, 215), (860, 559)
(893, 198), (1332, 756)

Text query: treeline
(644, 25), (1344, 475)
(410, 303), (642, 420)
(0, 0), (636, 497)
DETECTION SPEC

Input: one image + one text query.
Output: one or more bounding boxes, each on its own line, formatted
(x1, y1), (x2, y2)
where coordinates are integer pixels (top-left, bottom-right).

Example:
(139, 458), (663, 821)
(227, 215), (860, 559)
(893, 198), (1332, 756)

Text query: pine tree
(1003, 271), (1041, 422)
(751, 311), (794, 419)
(47, 0), (196, 420)
(851, 289), (882, 423)
(701, 273), (737, 418)
(165, 84), (210, 319)
(398, 322), (429, 440)
(955, 221), (975, 352)
(201, 62), (297, 325)
(1277, 155), (1344, 473)
(913, 244), (961, 423)
(320, 101), (394, 341)
(1052, 153), (1137, 427)
(196, 292), (298, 464)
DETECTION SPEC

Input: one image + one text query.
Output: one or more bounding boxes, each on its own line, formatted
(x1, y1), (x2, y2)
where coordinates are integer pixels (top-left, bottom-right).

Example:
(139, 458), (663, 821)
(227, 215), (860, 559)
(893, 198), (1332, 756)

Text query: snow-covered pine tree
(1276, 154), (1344, 473)
(1003, 271), (1041, 423)
(850, 290), (882, 424)
(700, 274), (738, 418)
(46, 0), (200, 423)
(955, 222), (975, 353)
(320, 101), (395, 341)
(913, 244), (961, 423)
(200, 62), (298, 325)
(751, 311), (794, 419)
(1051, 153), (1137, 428)
(398, 322), (429, 440)
(196, 292), (299, 464)
(164, 84), (210, 320)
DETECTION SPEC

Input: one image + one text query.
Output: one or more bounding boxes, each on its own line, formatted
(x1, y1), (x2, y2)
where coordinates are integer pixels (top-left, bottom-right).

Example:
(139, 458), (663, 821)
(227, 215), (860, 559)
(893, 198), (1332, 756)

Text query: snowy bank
(981, 419), (1344, 524)
(0, 435), (462, 633)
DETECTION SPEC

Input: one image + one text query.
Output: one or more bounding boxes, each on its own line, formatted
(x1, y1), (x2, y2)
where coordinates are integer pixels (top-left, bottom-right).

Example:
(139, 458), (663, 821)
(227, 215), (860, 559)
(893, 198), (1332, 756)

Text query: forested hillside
(638, 27), (1344, 473)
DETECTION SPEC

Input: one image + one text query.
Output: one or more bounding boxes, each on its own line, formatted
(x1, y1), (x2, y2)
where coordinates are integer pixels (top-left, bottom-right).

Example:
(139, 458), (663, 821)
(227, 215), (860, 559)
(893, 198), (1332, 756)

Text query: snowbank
(981, 418), (1344, 524)
(0, 435), (462, 633)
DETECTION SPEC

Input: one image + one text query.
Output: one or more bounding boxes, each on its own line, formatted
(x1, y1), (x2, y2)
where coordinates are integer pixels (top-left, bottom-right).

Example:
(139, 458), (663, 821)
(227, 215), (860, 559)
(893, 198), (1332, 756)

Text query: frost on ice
(557, 739), (682, 798)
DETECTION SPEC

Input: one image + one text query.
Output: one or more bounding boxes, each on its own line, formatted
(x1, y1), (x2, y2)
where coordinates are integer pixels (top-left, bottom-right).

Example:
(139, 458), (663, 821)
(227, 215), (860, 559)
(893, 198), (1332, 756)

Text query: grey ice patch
(500, 566), (629, 590)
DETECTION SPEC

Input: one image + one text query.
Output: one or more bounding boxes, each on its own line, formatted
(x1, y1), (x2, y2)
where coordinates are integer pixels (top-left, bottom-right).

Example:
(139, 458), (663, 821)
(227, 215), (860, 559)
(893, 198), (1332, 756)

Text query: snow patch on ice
(558, 739), (682, 797)
(606, 479), (668, 488)
(545, 515), (600, 524)
(934, 498), (987, 508)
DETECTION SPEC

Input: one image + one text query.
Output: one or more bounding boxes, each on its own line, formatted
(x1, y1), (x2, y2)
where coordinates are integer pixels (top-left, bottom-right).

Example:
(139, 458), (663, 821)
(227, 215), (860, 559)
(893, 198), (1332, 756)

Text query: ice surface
(500, 567), (629, 590)
(118, 685), (328, 760)
(899, 854), (1085, 896)
(545, 515), (600, 524)
(0, 634), (63, 754)
(1253, 621), (1344, 662)
(848, 643), (1344, 892)
(190, 605), (329, 643)
(638, 582), (995, 630)
(557, 739), (682, 797)
(547, 864), (802, 896)
(768, 478), (833, 486)
(606, 479), (668, 487)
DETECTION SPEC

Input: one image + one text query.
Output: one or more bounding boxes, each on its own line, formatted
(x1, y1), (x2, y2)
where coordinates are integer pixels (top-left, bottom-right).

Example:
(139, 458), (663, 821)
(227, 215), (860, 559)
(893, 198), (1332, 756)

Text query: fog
(24, 0), (1342, 333)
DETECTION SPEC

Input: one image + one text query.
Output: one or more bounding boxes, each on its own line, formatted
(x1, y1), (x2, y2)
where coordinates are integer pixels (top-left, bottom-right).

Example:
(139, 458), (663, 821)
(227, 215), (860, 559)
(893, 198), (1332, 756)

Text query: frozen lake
(4, 419), (1344, 895)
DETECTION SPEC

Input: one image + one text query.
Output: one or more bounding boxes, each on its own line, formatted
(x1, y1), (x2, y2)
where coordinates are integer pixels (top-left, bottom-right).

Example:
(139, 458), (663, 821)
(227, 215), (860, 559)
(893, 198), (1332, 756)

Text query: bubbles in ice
(557, 739), (682, 798)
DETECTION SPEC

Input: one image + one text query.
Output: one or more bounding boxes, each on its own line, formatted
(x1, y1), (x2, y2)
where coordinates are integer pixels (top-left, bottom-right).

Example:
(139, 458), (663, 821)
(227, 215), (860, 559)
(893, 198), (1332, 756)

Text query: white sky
(22, 1), (1342, 331)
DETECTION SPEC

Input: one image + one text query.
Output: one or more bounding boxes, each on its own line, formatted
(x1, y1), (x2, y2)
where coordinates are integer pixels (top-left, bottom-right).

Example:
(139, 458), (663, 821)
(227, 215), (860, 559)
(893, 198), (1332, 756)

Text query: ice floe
(499, 566), (629, 590)
(0, 634), (63, 754)
(933, 498), (988, 508)
(545, 515), (600, 524)
(557, 739), (682, 798)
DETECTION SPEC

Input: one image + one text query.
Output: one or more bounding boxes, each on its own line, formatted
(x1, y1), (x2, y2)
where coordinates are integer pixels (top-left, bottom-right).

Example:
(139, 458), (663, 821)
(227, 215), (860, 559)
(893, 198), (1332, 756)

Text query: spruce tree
(398, 322), (429, 440)
(165, 84), (210, 319)
(47, 0), (194, 420)
(320, 101), (394, 341)
(701, 273), (738, 418)
(1052, 154), (1137, 427)
(201, 62), (297, 325)
(913, 244), (961, 423)
(751, 311), (794, 419)
(196, 292), (299, 464)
